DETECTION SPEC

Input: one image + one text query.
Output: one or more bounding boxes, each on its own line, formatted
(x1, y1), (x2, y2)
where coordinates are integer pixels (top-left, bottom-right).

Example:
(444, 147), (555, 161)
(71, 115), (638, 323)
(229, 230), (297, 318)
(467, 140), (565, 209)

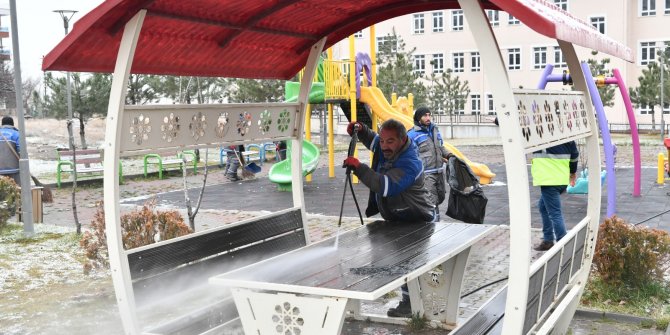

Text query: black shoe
(226, 174), (240, 181)
(387, 300), (412, 318)
(533, 240), (554, 251)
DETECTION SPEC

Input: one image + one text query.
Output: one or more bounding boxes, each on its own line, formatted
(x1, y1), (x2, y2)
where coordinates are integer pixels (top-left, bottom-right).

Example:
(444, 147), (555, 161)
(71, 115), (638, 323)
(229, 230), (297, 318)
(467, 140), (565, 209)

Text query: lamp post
(9, 0), (34, 234)
(661, 50), (665, 139)
(54, 10), (77, 150)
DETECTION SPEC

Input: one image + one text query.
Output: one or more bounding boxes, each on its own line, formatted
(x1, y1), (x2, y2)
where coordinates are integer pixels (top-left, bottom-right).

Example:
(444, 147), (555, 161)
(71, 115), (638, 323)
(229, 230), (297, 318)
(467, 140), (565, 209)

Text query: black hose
(633, 207), (670, 226)
(338, 126), (365, 227)
(460, 277), (508, 299)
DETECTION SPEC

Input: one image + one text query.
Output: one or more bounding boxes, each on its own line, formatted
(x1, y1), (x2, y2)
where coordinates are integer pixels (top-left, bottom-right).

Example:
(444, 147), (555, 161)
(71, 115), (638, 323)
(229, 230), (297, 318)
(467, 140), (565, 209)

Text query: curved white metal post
(103, 10), (146, 335)
(292, 37), (326, 244)
(551, 40), (602, 334)
(457, 1), (531, 333)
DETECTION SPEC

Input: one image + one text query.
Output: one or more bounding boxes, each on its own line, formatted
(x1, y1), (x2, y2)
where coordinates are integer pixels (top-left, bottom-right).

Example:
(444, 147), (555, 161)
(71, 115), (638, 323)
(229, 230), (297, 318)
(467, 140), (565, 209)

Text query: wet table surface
(210, 220), (495, 300)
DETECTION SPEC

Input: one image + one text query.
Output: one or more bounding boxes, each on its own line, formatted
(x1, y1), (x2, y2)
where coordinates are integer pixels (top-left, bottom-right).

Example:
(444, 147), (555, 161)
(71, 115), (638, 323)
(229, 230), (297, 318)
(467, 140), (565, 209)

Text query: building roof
(42, 0), (633, 79)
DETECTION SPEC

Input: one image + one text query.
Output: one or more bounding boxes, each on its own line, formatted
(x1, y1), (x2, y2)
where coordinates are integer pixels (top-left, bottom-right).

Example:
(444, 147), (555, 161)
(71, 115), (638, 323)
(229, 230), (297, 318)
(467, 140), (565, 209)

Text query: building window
(471, 94), (481, 115)
(414, 54), (426, 75)
(639, 104), (653, 114)
(451, 10), (464, 31)
(413, 14), (425, 34)
(471, 52), (480, 72)
(553, 47), (567, 68)
(508, 48), (521, 70)
(641, 0), (656, 16)
(432, 53), (444, 74)
(377, 36), (398, 53)
(353, 30), (363, 38)
(590, 16), (606, 34)
(666, 0), (670, 14)
(486, 10), (499, 26)
(554, 0), (568, 10)
(487, 94), (495, 115)
(453, 52), (465, 72)
(533, 47), (548, 69)
(508, 14), (520, 25)
(433, 11), (444, 32)
(664, 103), (670, 114)
(640, 41), (656, 65)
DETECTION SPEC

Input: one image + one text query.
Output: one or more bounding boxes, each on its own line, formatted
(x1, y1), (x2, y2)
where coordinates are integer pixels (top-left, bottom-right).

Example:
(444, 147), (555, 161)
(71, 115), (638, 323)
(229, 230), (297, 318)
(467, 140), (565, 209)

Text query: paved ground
(24, 143), (670, 334)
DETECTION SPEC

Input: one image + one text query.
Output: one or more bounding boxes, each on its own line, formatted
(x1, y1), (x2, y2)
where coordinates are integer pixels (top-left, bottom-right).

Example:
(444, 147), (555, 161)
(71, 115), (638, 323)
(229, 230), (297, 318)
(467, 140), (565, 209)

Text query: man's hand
(342, 156), (361, 170)
(443, 152), (454, 162)
(569, 173), (577, 187)
(346, 122), (364, 136)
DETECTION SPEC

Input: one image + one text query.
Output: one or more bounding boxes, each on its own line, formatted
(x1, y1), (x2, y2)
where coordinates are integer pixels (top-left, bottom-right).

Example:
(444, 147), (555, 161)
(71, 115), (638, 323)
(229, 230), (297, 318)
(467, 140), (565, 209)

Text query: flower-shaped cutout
(258, 109), (272, 134)
(272, 302), (304, 335)
(278, 109), (291, 133)
(129, 114), (151, 145)
(237, 111), (252, 136)
(189, 112), (207, 141)
(216, 112), (229, 138)
(161, 112), (180, 143)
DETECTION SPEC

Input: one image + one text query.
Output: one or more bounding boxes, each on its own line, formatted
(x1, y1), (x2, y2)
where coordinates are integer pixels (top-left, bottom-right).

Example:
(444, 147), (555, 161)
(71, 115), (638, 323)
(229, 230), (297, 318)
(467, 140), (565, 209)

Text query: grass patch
(581, 275), (670, 328)
(405, 312), (428, 331)
(15, 232), (66, 245)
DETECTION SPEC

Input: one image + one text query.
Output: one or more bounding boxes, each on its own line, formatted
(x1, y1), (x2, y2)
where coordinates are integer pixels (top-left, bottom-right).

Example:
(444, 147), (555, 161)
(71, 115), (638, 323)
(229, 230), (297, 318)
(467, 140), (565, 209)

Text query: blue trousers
(538, 185), (567, 243)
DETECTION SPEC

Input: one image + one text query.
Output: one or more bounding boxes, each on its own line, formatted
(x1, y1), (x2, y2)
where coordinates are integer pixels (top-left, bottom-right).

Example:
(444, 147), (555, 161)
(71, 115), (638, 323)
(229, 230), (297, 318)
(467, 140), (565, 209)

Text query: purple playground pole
(537, 64), (554, 89)
(611, 68), (642, 197)
(581, 62), (617, 217)
(354, 52), (372, 100)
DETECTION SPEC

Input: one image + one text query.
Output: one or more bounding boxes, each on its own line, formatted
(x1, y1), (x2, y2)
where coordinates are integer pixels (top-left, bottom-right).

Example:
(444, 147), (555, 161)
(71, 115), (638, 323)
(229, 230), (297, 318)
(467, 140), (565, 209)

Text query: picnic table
(210, 220), (495, 334)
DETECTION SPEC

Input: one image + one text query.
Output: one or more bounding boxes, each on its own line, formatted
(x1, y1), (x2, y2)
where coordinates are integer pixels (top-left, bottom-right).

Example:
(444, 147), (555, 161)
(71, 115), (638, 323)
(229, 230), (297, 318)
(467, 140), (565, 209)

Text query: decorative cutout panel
(120, 103), (299, 154)
(512, 90), (592, 153)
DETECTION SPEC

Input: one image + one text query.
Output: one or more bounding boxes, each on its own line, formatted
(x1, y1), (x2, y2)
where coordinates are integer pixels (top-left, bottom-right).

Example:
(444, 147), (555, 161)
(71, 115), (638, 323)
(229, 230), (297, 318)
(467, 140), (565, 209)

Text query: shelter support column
(457, 1), (531, 333)
(293, 37), (326, 237)
(103, 10), (146, 335)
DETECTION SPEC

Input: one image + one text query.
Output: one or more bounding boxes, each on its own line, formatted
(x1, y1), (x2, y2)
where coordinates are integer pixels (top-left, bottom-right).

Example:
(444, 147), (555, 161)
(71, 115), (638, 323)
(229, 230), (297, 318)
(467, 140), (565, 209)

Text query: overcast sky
(2, 0), (103, 81)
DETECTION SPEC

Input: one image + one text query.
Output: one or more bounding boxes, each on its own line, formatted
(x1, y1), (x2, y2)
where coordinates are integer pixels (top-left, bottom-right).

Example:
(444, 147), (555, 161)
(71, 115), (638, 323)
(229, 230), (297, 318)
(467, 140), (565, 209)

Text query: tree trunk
(67, 119), (81, 234)
(78, 116), (88, 149)
(182, 149), (209, 231)
(651, 106), (657, 131)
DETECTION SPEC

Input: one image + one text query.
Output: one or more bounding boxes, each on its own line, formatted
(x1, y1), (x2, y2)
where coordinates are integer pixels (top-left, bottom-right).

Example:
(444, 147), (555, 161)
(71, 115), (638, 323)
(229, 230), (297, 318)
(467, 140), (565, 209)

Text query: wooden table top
(210, 221), (495, 300)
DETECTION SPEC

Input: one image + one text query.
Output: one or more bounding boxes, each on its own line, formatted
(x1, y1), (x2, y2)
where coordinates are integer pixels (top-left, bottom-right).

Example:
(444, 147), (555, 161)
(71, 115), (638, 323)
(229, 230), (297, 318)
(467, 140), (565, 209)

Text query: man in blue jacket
(343, 118), (434, 317)
(407, 107), (453, 220)
(0, 116), (20, 183)
(532, 141), (579, 251)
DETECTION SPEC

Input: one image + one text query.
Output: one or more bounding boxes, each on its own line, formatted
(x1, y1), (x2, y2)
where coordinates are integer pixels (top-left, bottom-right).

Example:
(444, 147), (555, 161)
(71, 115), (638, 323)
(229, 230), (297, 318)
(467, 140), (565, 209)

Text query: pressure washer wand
(337, 124), (365, 227)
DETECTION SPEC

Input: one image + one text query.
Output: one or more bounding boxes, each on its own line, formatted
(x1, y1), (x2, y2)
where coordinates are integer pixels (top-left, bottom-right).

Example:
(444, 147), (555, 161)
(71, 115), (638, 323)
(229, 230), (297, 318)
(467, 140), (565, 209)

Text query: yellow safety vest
(531, 152), (571, 186)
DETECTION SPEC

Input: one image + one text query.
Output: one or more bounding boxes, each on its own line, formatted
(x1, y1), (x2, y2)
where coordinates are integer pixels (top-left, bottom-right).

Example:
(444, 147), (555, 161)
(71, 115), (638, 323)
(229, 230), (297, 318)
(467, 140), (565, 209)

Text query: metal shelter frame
(42, 1), (633, 334)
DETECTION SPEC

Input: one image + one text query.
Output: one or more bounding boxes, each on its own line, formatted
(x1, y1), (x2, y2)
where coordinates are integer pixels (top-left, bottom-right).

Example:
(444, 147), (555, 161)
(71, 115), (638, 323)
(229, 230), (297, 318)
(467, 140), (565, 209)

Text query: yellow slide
(359, 86), (495, 184)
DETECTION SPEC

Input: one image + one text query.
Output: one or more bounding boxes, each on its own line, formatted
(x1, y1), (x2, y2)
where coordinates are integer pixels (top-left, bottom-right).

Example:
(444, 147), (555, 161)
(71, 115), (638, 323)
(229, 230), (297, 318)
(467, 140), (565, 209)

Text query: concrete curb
(575, 308), (661, 328)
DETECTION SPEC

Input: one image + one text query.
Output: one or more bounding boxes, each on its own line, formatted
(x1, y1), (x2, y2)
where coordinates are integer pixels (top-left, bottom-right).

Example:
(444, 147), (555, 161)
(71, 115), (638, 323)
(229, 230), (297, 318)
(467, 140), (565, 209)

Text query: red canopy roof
(42, 0), (632, 79)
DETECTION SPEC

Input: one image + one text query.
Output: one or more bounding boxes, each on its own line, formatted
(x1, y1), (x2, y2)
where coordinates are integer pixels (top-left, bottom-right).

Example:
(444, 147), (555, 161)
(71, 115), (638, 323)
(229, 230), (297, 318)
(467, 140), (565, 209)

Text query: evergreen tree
(376, 29), (426, 106)
(426, 69), (469, 138)
(587, 51), (615, 107)
(225, 78), (285, 103)
(629, 51), (670, 130)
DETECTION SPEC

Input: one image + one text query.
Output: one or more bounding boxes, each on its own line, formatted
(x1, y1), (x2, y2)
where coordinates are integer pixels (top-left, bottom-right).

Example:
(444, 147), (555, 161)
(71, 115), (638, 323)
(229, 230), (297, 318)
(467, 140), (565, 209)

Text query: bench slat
(450, 286), (506, 335)
(145, 298), (239, 335)
(128, 209), (303, 279)
(133, 230), (306, 306)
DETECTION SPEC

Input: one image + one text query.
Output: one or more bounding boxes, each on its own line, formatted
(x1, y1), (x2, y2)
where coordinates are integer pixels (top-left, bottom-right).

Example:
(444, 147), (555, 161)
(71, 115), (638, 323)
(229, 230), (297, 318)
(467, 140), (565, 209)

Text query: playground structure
(659, 138), (670, 184)
(278, 47), (497, 185)
(42, 1), (633, 335)
(538, 65), (642, 216)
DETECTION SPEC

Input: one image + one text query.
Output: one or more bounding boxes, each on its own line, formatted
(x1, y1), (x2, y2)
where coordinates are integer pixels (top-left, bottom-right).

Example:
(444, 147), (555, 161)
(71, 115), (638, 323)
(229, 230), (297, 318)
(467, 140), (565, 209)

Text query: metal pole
(9, 0), (34, 235)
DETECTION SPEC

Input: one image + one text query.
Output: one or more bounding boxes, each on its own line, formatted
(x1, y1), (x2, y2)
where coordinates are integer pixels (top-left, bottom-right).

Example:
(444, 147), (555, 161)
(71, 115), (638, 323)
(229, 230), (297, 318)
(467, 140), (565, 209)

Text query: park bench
(56, 149), (123, 188)
(130, 208), (307, 334)
(143, 150), (197, 179)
